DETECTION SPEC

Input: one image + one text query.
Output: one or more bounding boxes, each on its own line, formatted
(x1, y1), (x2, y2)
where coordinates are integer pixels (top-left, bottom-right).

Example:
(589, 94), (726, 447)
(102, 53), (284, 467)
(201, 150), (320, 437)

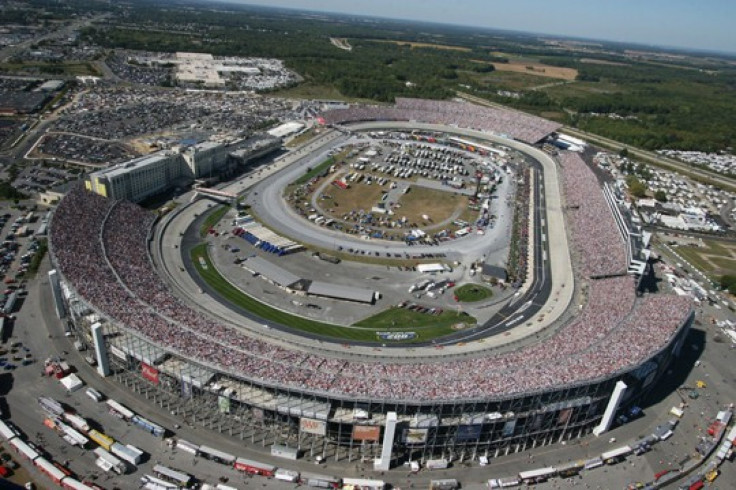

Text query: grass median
(199, 205), (230, 237)
(190, 243), (475, 343)
(453, 284), (493, 302)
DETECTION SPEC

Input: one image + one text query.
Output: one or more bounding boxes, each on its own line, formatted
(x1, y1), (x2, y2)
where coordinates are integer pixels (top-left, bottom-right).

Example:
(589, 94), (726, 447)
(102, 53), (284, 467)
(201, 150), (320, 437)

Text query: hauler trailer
(132, 414), (165, 437)
(152, 464), (192, 487)
(234, 457), (276, 477)
(141, 475), (179, 490)
(175, 438), (200, 455)
(342, 478), (385, 490)
(88, 429), (114, 451)
(275, 468), (300, 482)
(63, 413), (91, 432)
(601, 445), (632, 464)
(106, 399), (135, 420)
(111, 442), (145, 466)
(301, 472), (340, 488)
(9, 437), (40, 462)
(198, 445), (235, 465)
(94, 447), (127, 474)
(429, 479), (459, 490)
(518, 467), (556, 484)
(35, 457), (67, 485)
(38, 396), (65, 417)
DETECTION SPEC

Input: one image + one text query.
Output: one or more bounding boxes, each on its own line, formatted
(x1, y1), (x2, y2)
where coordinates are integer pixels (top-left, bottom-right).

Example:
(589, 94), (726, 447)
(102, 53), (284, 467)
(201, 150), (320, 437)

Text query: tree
(619, 148), (629, 158)
(626, 175), (647, 198)
(720, 275), (736, 295)
(654, 190), (667, 202)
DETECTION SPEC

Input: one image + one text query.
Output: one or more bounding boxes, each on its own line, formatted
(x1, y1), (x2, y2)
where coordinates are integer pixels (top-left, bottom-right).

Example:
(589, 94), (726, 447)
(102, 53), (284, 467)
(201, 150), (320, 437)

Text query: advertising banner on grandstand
(502, 420), (516, 438)
(352, 425), (380, 442)
(110, 346), (126, 361)
(455, 424), (482, 442)
(181, 379), (192, 399)
(300, 418), (327, 436)
(218, 396), (231, 414)
(377, 332), (416, 341)
(141, 363), (159, 385)
(558, 408), (572, 426)
(402, 428), (429, 445)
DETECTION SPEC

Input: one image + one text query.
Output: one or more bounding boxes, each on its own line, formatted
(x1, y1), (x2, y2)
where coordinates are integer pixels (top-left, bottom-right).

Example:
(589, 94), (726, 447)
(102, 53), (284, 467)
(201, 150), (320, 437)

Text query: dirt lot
(473, 59), (578, 80)
(396, 186), (468, 227)
(372, 40), (471, 52)
(322, 176), (387, 217)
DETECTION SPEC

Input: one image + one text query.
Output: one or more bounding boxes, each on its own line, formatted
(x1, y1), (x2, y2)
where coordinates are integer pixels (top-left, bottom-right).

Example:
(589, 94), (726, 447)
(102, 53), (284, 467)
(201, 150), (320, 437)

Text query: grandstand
(320, 98), (562, 144)
(49, 111), (692, 464)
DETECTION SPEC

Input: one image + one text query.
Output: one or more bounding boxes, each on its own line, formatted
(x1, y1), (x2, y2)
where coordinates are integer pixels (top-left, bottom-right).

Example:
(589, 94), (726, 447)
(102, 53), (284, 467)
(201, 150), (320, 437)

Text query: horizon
(208, 0), (736, 55)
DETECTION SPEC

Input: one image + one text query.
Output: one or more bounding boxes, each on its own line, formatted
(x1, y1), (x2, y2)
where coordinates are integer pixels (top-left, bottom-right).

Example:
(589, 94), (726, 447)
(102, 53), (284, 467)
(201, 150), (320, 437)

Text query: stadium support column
(91, 322), (111, 377)
(48, 270), (66, 319)
(374, 412), (397, 471)
(593, 380), (627, 437)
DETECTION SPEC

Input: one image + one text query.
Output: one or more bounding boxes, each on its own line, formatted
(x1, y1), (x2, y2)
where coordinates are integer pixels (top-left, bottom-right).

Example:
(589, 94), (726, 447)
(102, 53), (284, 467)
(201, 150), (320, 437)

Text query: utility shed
(307, 281), (376, 304)
(242, 256), (302, 289)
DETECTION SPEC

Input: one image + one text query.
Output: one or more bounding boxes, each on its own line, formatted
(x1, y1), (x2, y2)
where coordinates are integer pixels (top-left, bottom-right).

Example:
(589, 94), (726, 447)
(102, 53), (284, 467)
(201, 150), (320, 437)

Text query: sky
(213, 0), (736, 54)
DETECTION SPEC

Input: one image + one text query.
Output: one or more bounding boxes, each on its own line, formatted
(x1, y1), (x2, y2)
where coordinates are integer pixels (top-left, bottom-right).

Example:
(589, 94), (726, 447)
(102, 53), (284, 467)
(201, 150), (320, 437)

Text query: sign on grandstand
(502, 420), (516, 438)
(181, 379), (192, 399)
(218, 396), (231, 414)
(558, 408), (572, 425)
(110, 346), (126, 361)
(377, 332), (417, 341)
(300, 418), (327, 436)
(141, 363), (159, 385)
(455, 424), (482, 442)
(403, 428), (429, 444)
(352, 425), (380, 441)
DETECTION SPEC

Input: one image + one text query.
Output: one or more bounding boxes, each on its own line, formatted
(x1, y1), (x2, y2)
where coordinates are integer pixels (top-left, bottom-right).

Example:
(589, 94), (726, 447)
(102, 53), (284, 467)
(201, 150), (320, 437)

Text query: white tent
(60, 373), (84, 392)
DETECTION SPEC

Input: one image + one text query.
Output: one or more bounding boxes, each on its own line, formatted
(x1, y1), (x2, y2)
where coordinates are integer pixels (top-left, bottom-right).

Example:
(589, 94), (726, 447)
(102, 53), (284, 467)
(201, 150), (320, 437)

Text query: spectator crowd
(559, 151), (630, 278)
(320, 98), (563, 145)
(49, 120), (691, 402)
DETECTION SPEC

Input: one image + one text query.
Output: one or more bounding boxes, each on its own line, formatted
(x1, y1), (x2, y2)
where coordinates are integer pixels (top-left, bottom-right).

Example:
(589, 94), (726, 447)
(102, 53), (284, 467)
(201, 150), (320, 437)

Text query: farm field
(675, 239), (736, 279)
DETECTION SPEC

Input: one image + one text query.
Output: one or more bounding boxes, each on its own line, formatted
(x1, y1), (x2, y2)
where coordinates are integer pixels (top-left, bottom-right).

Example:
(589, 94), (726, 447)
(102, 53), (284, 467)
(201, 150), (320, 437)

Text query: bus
(153, 464), (193, 487)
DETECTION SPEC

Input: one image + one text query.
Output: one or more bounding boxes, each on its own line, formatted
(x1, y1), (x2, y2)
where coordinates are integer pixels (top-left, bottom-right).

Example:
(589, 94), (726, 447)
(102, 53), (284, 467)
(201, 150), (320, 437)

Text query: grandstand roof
(242, 256), (301, 288)
(307, 281), (376, 304)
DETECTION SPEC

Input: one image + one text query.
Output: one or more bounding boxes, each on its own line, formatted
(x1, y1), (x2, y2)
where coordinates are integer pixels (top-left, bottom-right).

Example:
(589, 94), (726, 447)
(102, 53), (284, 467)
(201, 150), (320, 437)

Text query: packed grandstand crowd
(320, 98), (562, 145)
(51, 172), (691, 401)
(558, 152), (630, 278)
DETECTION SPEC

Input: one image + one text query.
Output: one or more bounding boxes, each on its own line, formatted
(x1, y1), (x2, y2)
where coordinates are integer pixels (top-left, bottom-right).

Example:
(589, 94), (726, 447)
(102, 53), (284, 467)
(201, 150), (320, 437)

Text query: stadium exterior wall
(54, 264), (692, 462)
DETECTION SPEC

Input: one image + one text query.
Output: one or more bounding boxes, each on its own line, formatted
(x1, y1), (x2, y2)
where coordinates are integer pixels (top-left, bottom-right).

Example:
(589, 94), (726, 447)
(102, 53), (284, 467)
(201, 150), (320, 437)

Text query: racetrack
(152, 121), (575, 357)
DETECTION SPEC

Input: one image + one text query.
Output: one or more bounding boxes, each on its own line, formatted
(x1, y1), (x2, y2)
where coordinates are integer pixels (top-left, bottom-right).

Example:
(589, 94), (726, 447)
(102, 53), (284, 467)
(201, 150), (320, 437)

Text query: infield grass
(191, 243), (475, 342)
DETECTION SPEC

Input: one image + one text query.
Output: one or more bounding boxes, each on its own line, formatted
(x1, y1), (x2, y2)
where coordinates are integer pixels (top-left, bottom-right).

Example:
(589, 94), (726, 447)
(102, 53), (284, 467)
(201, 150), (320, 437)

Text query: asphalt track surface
(156, 122), (574, 355)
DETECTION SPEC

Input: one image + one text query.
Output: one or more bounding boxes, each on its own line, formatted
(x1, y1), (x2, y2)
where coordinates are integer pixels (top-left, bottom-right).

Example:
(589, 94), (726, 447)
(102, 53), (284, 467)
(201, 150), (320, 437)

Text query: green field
(199, 205), (230, 237)
(354, 307), (475, 332)
(190, 243), (475, 342)
(675, 239), (736, 279)
(454, 284), (493, 302)
(0, 61), (100, 76)
(295, 157), (335, 185)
